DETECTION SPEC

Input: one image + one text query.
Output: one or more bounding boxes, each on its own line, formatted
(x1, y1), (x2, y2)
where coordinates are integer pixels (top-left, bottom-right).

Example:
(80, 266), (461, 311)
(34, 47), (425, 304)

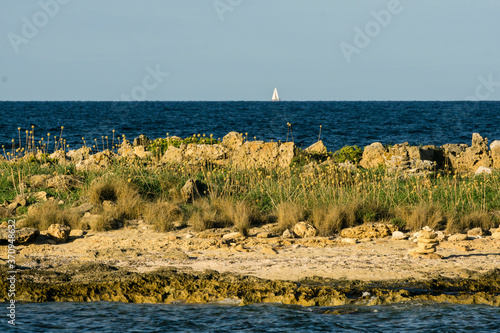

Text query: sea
(0, 302), (499, 332)
(1, 101), (500, 152)
(1, 101), (500, 332)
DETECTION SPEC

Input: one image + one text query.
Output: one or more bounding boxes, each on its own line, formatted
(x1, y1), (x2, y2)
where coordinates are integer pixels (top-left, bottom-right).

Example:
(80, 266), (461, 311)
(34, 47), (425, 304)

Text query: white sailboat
(272, 88), (280, 102)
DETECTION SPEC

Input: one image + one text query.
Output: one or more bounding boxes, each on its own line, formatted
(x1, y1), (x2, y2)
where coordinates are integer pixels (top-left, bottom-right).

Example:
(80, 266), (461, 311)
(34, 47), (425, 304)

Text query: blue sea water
(1, 101), (500, 152)
(1, 302), (499, 332)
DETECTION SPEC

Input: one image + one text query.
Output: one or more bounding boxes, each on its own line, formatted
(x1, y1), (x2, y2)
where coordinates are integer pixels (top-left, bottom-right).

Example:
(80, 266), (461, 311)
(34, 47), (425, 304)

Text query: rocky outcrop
(160, 133), (296, 170)
(358, 133), (500, 173)
(76, 150), (116, 171)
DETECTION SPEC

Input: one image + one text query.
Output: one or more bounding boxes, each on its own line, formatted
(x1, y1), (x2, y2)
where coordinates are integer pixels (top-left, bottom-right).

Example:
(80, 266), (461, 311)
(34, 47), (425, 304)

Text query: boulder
(0, 227), (39, 245)
(161, 145), (184, 163)
(467, 228), (485, 237)
(490, 140), (500, 169)
(459, 133), (492, 172)
(293, 222), (318, 238)
(222, 132), (244, 150)
(441, 143), (468, 170)
(340, 223), (397, 239)
(180, 178), (207, 203)
(360, 142), (386, 169)
(305, 140), (327, 154)
(47, 224), (71, 243)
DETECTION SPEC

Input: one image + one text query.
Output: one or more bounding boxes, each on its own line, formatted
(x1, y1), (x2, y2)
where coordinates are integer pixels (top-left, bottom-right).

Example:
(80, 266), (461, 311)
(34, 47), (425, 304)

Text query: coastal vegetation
(1, 133), (499, 237)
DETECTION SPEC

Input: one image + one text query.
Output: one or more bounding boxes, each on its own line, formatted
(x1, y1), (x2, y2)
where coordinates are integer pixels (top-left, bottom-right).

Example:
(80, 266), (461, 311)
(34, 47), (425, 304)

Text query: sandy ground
(4, 220), (500, 282)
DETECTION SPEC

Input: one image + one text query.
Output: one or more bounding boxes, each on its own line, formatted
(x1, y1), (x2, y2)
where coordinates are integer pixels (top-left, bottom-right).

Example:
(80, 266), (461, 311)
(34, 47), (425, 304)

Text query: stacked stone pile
(415, 230), (439, 254)
(408, 229), (442, 258)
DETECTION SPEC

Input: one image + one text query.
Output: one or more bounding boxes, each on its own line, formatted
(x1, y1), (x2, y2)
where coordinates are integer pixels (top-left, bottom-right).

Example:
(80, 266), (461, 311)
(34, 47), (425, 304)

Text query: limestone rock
(305, 140), (327, 154)
(261, 247), (278, 255)
(392, 231), (408, 240)
(441, 143), (468, 170)
(183, 144), (227, 166)
(282, 229), (294, 239)
(232, 141), (296, 169)
(30, 175), (49, 188)
(490, 140), (500, 169)
(76, 150), (116, 171)
(340, 223), (396, 239)
(467, 228), (485, 237)
(222, 132), (244, 150)
(341, 238), (358, 245)
(360, 142), (386, 169)
(47, 224), (71, 243)
(492, 231), (500, 240)
(293, 222), (318, 238)
(448, 233), (468, 242)
(180, 178), (207, 203)
(459, 133), (492, 172)
(47, 175), (79, 190)
(222, 232), (242, 240)
(161, 145), (184, 163)
(69, 203), (94, 216)
(256, 232), (270, 238)
(69, 229), (85, 237)
(0, 227), (39, 245)
(66, 146), (91, 163)
(49, 150), (69, 164)
(31, 191), (48, 202)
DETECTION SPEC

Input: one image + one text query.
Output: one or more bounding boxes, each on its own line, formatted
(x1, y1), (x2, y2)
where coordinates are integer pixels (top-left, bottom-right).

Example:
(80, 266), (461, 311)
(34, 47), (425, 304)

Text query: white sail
(272, 88), (280, 102)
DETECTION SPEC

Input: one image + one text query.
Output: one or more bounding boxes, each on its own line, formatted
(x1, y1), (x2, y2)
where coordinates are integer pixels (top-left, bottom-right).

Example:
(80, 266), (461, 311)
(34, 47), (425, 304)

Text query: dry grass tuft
(24, 200), (81, 230)
(188, 197), (234, 231)
(88, 212), (119, 232)
(312, 201), (363, 236)
(407, 203), (445, 231)
(144, 200), (184, 232)
(453, 211), (497, 233)
(276, 201), (306, 233)
(233, 201), (254, 236)
(88, 177), (143, 221)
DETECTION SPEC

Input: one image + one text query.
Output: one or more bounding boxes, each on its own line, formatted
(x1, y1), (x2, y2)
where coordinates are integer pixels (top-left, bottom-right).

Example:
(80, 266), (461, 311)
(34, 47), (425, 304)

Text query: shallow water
(1, 302), (499, 332)
(1, 101), (500, 151)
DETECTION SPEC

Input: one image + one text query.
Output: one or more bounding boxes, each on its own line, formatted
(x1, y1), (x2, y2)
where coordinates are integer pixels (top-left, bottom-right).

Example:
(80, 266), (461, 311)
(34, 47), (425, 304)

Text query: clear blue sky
(1, 0), (499, 101)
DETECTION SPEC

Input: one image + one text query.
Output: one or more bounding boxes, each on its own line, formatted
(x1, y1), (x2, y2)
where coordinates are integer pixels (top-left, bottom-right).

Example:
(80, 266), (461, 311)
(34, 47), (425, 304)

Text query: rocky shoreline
(1, 264), (499, 307)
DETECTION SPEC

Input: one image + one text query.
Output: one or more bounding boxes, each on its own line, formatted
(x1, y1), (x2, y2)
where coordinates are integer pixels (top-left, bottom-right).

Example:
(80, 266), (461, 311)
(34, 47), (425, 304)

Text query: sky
(1, 0), (500, 101)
